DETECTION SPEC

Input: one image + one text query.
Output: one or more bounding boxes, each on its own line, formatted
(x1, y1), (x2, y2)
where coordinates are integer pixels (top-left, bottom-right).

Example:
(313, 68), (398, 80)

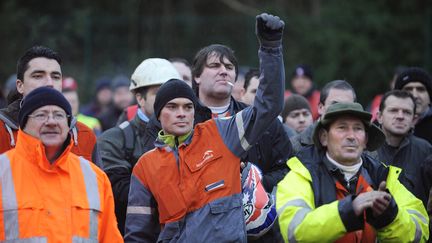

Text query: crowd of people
(0, 12), (431, 242)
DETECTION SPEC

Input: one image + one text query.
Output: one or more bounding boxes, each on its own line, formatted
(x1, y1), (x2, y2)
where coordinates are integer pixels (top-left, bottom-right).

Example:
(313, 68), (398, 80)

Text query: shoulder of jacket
(410, 134), (432, 147)
(287, 156), (312, 181)
(75, 121), (93, 133)
(0, 111), (18, 130)
(76, 155), (107, 177)
(119, 120), (131, 129)
(99, 124), (125, 141)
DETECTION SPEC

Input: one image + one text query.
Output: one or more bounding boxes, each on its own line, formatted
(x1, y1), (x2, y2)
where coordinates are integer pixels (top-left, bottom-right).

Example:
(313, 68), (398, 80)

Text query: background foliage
(1, 0), (431, 105)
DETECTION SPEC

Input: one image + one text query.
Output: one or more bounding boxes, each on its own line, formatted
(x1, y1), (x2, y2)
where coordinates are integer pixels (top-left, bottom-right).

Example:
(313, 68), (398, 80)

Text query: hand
(371, 181), (391, 217)
(255, 13), (284, 47)
(352, 183), (391, 217)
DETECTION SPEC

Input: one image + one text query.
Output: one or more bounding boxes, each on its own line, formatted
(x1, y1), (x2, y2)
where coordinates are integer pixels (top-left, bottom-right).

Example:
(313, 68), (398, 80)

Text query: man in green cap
(276, 102), (428, 242)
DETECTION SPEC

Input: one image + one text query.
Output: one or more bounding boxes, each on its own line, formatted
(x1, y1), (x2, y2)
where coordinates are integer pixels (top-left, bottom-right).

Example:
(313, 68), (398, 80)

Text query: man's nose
(298, 114), (306, 122)
(219, 65), (228, 75)
(411, 88), (419, 98)
(177, 108), (186, 117)
(45, 76), (54, 87)
(45, 114), (57, 124)
(396, 110), (405, 118)
(346, 128), (356, 138)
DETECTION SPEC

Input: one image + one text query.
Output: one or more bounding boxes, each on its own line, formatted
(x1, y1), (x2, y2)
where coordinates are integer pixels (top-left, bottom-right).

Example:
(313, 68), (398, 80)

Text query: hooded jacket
(277, 146), (429, 242)
(0, 130), (122, 242)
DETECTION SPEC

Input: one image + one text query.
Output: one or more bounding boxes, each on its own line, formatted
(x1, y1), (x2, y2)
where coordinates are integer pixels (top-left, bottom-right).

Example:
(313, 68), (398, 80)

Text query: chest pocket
(71, 201), (102, 241)
(184, 151), (225, 193)
(1, 199), (45, 240)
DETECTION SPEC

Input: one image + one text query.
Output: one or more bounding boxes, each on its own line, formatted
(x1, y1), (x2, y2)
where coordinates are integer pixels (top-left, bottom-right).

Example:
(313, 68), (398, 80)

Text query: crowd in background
(0, 12), (431, 243)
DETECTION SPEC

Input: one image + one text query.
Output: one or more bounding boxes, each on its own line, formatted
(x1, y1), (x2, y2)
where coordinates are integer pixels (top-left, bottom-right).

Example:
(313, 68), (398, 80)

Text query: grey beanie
(281, 94), (311, 121)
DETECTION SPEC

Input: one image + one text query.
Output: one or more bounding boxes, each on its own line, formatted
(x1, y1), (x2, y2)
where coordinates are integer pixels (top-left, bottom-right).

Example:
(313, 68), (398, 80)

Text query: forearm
(277, 172), (346, 242)
(125, 175), (159, 242)
(253, 45), (285, 125)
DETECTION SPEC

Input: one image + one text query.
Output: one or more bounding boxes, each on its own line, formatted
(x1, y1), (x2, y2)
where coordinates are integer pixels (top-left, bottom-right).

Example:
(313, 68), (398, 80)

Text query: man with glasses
(0, 87), (122, 242)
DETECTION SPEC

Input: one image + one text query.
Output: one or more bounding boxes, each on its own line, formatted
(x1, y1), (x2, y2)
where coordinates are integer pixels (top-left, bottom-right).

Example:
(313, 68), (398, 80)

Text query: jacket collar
(0, 98), (21, 129)
(15, 129), (74, 172)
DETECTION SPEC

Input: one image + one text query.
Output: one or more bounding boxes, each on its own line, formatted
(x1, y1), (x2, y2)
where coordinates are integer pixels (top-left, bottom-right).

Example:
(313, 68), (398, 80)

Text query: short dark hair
(243, 68), (260, 90)
(319, 80), (356, 105)
(379, 89), (416, 114)
(191, 44), (238, 96)
(133, 86), (149, 99)
(17, 46), (62, 81)
(169, 57), (191, 68)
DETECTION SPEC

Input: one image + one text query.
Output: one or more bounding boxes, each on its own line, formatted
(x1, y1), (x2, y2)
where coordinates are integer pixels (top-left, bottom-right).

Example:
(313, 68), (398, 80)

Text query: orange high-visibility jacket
(0, 129), (123, 243)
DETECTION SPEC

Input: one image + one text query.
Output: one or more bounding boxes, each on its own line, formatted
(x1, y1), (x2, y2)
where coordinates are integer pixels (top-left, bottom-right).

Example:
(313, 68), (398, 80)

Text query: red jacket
(307, 90), (321, 120)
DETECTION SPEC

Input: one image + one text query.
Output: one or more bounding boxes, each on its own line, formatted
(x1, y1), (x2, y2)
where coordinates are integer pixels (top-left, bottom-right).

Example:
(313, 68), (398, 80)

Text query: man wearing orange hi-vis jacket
(0, 87), (122, 242)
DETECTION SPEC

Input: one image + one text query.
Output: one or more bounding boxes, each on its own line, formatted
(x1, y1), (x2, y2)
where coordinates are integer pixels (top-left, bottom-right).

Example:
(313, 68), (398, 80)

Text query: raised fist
(256, 13), (284, 47)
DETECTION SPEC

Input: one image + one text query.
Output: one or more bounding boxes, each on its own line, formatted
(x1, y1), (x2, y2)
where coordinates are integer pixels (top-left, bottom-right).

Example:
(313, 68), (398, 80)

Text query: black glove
(256, 13), (284, 48)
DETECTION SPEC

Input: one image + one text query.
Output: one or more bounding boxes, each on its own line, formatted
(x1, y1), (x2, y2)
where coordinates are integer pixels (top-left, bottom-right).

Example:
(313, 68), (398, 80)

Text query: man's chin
(41, 137), (63, 147)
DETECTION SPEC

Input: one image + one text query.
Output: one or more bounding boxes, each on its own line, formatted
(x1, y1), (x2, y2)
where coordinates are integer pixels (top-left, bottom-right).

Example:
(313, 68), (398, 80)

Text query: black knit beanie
(19, 87), (72, 128)
(281, 94), (311, 121)
(394, 67), (432, 98)
(154, 79), (197, 120)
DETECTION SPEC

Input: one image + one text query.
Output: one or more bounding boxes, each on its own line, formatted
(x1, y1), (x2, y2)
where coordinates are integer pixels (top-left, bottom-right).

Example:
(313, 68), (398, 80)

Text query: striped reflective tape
(79, 157), (101, 240)
(235, 111), (251, 151)
(277, 198), (311, 243)
(127, 206), (153, 215)
(0, 154), (19, 240)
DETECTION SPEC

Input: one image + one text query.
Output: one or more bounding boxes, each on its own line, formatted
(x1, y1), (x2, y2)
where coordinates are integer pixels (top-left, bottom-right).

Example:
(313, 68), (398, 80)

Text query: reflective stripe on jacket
(0, 130), (122, 242)
(125, 44), (285, 242)
(276, 153), (429, 242)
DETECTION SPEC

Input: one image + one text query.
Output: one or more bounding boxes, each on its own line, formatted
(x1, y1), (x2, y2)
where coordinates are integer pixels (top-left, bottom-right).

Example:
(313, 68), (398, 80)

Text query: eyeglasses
(28, 112), (70, 122)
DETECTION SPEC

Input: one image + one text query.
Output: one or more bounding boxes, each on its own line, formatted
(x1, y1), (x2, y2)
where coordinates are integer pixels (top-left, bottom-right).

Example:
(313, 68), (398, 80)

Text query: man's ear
(16, 79), (24, 95)
(135, 93), (145, 106)
(412, 113), (419, 127)
(194, 76), (201, 85)
(319, 129), (328, 147)
(239, 87), (246, 98)
(318, 103), (325, 116)
(377, 111), (383, 125)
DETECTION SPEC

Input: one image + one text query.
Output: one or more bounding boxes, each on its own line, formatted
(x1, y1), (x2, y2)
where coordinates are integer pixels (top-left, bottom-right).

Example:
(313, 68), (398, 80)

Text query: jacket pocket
(185, 150), (223, 173)
(71, 203), (102, 240)
(1, 200), (44, 240)
(208, 195), (246, 240)
(184, 151), (227, 196)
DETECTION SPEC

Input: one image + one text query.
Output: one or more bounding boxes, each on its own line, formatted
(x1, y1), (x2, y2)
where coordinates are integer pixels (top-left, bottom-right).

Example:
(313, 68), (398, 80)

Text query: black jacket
(97, 115), (148, 235)
(369, 134), (432, 207)
(142, 98), (293, 192)
(414, 106), (432, 145)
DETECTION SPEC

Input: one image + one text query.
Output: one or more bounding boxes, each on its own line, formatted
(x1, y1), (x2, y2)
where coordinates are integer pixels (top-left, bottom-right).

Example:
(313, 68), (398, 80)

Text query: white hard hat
(130, 58), (181, 91)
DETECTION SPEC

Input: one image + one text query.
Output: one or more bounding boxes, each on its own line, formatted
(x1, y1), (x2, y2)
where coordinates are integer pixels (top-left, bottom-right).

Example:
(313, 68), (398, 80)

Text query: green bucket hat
(312, 102), (385, 151)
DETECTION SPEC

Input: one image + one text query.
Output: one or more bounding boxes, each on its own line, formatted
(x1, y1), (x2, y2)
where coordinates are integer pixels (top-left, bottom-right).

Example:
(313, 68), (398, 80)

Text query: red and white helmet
(241, 162), (277, 238)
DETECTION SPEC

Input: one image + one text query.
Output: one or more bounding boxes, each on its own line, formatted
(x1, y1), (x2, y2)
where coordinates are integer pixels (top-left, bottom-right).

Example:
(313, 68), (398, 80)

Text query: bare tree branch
(218, 0), (260, 16)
